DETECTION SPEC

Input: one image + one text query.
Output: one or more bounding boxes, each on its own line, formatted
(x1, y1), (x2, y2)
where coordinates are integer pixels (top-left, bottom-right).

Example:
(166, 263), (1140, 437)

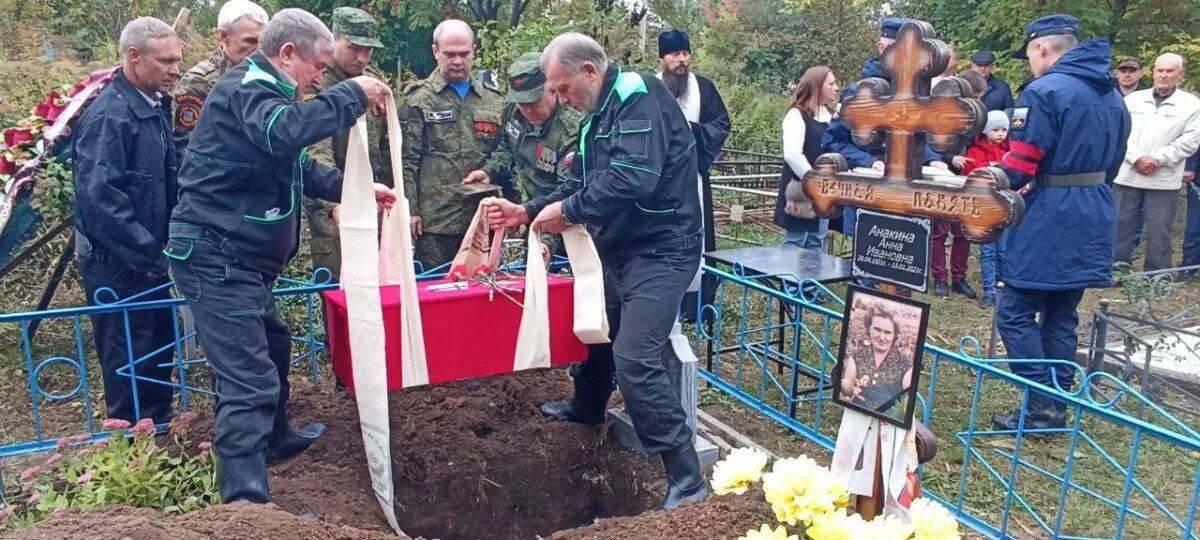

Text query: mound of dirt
(551, 488), (776, 540)
(8, 369), (779, 540)
(0, 503), (400, 540)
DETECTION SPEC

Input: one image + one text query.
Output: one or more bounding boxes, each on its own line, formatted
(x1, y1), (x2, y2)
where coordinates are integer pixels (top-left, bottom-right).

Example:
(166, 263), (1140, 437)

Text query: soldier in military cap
(401, 19), (505, 268)
(462, 51), (581, 256)
(171, 0), (269, 157)
(305, 6), (390, 279)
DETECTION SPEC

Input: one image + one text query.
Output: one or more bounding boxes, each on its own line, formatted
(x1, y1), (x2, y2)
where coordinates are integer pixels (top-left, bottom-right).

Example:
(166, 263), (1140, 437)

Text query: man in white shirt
(1114, 53), (1200, 272)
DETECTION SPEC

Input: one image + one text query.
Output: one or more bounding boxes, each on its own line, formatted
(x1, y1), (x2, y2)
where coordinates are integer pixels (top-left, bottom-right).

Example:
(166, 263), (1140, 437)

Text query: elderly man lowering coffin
(164, 9), (392, 504)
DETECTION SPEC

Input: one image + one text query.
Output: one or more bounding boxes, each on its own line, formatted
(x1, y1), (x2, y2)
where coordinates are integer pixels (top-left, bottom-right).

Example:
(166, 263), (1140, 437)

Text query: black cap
(658, 30), (690, 57)
(1116, 56), (1142, 70)
(970, 50), (996, 65)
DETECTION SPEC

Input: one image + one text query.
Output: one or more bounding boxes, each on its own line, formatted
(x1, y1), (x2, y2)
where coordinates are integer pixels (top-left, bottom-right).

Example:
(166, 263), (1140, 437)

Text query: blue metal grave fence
(697, 263), (1200, 540)
(3, 257), (1200, 539)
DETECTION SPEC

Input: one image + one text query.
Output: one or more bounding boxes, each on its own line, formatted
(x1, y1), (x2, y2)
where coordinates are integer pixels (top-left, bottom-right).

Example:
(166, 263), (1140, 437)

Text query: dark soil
(4, 370), (792, 540)
(0, 504), (401, 540)
(551, 487), (775, 540)
(268, 369), (664, 540)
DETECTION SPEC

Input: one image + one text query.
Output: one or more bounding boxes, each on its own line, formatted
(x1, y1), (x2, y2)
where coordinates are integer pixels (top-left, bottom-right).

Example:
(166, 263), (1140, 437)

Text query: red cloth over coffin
(323, 276), (588, 393)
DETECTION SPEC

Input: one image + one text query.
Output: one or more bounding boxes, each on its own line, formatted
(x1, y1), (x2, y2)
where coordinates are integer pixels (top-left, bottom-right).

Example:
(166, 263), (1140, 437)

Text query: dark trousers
(166, 224), (293, 459)
(1183, 183), (1200, 273)
(415, 232), (463, 272)
(995, 285), (1084, 391)
(572, 234), (702, 454)
(1115, 185), (1180, 272)
(931, 221), (969, 282)
(79, 257), (175, 423)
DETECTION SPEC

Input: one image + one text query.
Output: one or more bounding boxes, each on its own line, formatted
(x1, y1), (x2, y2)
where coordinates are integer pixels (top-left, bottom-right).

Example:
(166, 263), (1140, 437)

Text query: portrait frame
(831, 285), (930, 429)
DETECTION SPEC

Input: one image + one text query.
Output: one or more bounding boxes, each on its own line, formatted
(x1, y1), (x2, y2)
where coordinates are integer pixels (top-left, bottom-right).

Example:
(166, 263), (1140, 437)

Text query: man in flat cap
(1114, 56), (1147, 97)
(656, 29), (730, 321)
(463, 51), (582, 256)
(992, 14), (1130, 434)
(305, 6), (391, 280)
(969, 50), (1014, 111)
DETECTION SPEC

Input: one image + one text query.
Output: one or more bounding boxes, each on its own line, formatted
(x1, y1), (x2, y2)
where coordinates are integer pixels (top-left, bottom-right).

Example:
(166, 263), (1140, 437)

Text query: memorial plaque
(852, 209), (931, 292)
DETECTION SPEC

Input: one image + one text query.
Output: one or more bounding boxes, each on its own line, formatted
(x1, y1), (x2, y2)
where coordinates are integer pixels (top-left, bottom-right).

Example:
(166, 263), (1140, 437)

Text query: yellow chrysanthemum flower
(863, 514), (916, 540)
(760, 456), (850, 527)
(909, 498), (961, 540)
(711, 447), (771, 496)
(805, 511), (867, 540)
(737, 524), (798, 540)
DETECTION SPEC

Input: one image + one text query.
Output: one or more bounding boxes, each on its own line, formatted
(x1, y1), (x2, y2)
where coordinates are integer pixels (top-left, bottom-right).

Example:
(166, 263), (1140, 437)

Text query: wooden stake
(172, 8), (191, 33)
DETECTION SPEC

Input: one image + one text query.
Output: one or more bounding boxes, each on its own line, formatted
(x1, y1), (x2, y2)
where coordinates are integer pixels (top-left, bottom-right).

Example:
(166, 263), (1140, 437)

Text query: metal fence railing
(697, 263), (1200, 539)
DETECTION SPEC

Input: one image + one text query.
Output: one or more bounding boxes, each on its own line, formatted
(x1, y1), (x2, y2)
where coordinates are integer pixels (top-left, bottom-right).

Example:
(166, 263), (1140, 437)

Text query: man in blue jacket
(821, 18), (949, 237)
(164, 9), (391, 503)
(992, 14), (1131, 432)
(969, 50), (1016, 112)
(485, 32), (708, 511)
(73, 17), (183, 426)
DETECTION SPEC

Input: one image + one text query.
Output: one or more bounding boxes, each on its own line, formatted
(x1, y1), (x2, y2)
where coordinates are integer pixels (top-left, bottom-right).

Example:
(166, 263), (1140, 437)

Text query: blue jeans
(1183, 183), (1200, 275)
(980, 231), (1007, 296)
(783, 219), (828, 249)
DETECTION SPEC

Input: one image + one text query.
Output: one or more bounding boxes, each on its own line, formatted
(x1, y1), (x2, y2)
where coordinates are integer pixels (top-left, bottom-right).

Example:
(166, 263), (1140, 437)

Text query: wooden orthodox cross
(801, 20), (1024, 243)
(802, 20), (1026, 521)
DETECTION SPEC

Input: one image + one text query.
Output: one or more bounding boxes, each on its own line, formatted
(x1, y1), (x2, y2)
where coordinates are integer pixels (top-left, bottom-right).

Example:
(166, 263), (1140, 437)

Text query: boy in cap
(969, 50), (1015, 111)
(463, 51), (582, 256)
(992, 14), (1130, 432)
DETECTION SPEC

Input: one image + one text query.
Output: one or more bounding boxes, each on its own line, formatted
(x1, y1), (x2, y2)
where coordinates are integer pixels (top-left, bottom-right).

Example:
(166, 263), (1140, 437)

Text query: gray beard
(662, 69), (690, 100)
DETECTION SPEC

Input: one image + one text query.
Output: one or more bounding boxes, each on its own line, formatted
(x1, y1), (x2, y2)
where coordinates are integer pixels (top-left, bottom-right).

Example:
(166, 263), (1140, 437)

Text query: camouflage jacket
(482, 103), (581, 203)
(308, 62), (392, 187)
(171, 47), (233, 158)
(400, 70), (504, 234)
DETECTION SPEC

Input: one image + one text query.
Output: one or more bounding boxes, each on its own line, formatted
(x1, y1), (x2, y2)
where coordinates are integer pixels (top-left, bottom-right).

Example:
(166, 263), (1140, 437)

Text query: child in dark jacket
(964, 110), (1011, 307)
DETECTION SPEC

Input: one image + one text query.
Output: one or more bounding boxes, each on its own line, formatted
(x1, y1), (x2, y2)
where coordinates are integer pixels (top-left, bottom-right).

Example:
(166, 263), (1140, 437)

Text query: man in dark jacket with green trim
(165, 8), (392, 504)
(486, 32), (708, 511)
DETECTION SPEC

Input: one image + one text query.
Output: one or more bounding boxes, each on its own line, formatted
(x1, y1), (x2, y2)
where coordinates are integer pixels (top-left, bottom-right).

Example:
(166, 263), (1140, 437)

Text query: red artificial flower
(0, 153), (15, 175)
(3, 127), (34, 148)
(33, 91), (68, 122)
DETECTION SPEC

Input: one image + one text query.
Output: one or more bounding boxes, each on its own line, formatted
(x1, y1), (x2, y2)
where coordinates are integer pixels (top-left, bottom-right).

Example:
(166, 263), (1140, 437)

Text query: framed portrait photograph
(832, 285), (931, 429)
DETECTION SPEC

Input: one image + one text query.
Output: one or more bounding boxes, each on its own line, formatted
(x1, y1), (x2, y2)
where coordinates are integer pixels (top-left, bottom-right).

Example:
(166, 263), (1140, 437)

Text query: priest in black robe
(657, 29), (731, 321)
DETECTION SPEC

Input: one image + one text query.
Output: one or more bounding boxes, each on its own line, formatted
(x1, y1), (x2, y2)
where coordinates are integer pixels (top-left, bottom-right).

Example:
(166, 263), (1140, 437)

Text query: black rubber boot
(217, 452), (270, 503)
(992, 393), (1067, 433)
(539, 371), (612, 426)
(660, 443), (709, 510)
(266, 422), (328, 463)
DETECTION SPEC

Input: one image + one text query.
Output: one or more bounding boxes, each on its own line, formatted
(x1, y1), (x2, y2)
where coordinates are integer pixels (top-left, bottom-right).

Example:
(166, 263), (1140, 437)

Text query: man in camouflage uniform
(401, 19), (504, 268)
(463, 52), (581, 256)
(305, 7), (390, 279)
(171, 0), (268, 157)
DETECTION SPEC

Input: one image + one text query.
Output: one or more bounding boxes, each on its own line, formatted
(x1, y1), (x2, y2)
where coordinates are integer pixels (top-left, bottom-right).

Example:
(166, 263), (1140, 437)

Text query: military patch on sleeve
(175, 94), (204, 130)
(1011, 107), (1029, 130)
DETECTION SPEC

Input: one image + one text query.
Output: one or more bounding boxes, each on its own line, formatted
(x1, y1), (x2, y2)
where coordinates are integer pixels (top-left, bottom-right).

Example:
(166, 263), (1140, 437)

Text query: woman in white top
(774, 66), (840, 249)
